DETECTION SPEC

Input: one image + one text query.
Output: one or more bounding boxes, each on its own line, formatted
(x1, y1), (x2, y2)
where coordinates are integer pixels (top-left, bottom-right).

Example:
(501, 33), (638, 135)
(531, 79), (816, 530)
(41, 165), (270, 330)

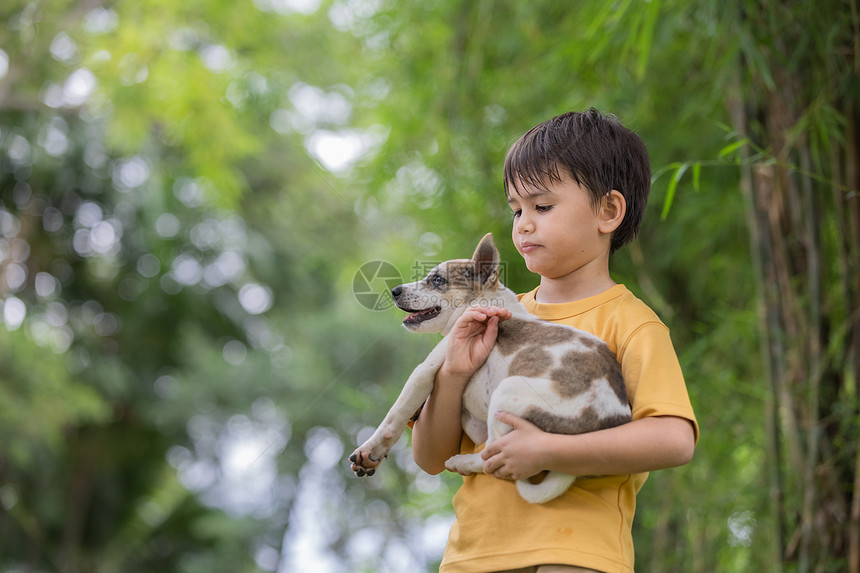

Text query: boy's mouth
(402, 306), (442, 326)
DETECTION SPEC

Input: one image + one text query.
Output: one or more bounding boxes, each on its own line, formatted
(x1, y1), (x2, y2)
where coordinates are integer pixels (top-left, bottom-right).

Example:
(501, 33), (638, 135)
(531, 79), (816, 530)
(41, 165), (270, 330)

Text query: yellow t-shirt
(439, 284), (699, 573)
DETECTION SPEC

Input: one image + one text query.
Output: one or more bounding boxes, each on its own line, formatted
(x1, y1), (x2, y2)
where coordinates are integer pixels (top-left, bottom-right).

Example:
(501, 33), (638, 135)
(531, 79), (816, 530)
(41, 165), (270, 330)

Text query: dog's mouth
(402, 306), (442, 326)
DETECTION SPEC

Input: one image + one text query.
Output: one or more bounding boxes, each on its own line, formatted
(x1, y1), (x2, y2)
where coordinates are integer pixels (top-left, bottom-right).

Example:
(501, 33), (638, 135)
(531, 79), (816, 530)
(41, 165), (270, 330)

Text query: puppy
(349, 234), (631, 503)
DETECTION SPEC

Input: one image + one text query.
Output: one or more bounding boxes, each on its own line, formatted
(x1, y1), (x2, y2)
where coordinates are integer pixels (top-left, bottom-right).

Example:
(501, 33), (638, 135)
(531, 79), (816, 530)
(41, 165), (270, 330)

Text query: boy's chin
(521, 256), (548, 275)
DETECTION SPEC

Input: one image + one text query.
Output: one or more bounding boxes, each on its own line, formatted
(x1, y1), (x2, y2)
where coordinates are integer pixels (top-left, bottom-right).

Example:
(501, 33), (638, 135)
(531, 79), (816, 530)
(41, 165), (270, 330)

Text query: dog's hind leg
(443, 452), (484, 475)
(444, 375), (533, 477)
(492, 376), (579, 503)
(449, 376), (578, 503)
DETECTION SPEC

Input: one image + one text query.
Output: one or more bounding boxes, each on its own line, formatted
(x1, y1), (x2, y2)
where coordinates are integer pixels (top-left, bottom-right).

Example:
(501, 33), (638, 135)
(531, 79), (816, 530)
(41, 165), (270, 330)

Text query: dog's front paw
(349, 447), (385, 477)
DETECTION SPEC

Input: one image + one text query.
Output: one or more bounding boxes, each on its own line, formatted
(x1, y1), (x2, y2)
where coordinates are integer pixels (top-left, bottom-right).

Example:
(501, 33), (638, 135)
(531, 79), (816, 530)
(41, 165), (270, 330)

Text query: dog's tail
(516, 472), (576, 504)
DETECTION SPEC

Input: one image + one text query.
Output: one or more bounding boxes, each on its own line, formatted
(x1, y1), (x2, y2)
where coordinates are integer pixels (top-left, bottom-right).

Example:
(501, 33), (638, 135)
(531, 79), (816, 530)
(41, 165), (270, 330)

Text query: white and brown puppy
(349, 233), (631, 503)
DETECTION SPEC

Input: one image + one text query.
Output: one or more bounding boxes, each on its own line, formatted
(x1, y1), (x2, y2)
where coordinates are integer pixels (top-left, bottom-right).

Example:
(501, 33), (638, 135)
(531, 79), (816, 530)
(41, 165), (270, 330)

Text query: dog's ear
(471, 233), (499, 287)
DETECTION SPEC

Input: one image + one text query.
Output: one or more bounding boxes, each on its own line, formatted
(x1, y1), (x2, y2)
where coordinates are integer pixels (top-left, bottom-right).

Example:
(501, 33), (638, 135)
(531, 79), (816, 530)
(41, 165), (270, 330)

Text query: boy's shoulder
(607, 284), (665, 323)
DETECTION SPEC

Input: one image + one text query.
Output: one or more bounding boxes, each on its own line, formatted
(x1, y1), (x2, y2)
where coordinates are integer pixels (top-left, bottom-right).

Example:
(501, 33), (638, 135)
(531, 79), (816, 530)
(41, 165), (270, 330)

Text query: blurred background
(0, 0), (857, 571)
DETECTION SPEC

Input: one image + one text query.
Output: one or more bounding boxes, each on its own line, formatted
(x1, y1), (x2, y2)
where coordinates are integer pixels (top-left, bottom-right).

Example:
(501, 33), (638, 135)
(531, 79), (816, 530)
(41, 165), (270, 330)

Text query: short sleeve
(618, 322), (699, 443)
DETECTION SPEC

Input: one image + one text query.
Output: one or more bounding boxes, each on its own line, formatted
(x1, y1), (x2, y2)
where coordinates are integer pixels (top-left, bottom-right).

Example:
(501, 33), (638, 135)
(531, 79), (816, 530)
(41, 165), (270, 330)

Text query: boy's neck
(534, 267), (617, 304)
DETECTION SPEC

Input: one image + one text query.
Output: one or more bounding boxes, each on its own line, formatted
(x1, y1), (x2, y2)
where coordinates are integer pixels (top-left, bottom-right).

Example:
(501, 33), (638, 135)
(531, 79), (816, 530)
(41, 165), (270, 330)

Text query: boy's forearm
(411, 367), (471, 474)
(538, 416), (695, 477)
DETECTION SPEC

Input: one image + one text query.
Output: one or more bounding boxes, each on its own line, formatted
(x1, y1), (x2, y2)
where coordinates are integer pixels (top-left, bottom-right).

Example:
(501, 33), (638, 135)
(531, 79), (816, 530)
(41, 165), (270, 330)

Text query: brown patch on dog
(577, 335), (601, 351)
(496, 318), (577, 356)
(595, 344), (628, 404)
(524, 405), (631, 435)
(599, 410), (633, 429)
(509, 346), (553, 378)
(551, 345), (627, 403)
(524, 406), (599, 435)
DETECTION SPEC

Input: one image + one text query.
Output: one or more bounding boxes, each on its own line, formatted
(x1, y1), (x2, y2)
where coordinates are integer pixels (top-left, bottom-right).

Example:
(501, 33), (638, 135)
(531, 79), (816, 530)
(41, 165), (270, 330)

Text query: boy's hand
(481, 411), (549, 480)
(412, 306), (511, 475)
(439, 307), (512, 380)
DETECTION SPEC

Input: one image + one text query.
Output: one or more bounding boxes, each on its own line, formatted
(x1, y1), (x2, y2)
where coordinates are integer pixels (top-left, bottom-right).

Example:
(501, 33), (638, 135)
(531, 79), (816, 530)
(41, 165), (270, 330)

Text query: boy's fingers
(495, 307), (513, 320)
(480, 444), (497, 461)
(462, 306), (510, 320)
(494, 410), (520, 426)
(451, 307), (511, 339)
(457, 308), (490, 328)
(485, 307), (512, 318)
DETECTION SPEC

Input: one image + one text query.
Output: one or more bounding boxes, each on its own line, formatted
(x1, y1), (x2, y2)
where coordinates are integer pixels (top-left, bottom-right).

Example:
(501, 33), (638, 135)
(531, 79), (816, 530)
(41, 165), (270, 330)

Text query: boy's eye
(511, 209), (522, 219)
(536, 204), (552, 212)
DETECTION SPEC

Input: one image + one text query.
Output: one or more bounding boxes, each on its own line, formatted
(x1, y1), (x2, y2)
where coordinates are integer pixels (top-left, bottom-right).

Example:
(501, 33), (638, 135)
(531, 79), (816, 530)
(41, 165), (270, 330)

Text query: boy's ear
(471, 233), (499, 286)
(599, 190), (626, 234)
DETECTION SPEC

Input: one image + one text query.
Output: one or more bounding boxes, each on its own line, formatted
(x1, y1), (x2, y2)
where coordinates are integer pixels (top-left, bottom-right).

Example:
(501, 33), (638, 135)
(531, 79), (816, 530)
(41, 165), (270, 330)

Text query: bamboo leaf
(661, 163), (689, 220)
(718, 138), (750, 158)
(635, 0), (661, 78)
(738, 28), (776, 91)
(652, 161), (683, 183)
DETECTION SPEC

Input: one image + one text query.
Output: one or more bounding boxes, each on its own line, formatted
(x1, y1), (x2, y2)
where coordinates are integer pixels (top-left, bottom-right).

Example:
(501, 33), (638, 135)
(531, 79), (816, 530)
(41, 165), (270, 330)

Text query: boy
(410, 109), (698, 573)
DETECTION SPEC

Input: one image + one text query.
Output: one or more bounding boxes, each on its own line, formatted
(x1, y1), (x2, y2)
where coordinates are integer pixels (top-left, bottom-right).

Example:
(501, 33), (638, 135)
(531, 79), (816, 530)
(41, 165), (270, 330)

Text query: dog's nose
(391, 285), (403, 299)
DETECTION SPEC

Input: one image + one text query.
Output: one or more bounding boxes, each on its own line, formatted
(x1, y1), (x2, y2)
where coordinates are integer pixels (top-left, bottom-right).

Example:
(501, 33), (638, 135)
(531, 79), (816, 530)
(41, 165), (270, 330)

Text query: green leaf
(635, 0), (661, 78)
(718, 138), (750, 158)
(692, 162), (701, 191)
(661, 163), (689, 220)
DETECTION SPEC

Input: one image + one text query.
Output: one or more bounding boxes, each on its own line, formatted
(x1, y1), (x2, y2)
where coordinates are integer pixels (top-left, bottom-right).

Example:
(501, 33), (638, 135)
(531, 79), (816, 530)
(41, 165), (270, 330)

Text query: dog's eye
(431, 274), (446, 286)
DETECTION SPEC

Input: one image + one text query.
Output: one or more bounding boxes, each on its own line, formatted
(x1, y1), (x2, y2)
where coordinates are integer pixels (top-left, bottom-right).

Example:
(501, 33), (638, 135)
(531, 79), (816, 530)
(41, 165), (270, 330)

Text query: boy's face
(507, 177), (611, 280)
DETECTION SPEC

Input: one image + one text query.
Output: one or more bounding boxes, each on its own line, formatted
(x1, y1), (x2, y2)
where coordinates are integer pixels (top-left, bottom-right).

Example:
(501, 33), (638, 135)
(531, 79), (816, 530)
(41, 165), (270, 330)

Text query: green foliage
(0, 0), (855, 570)
(0, 326), (109, 466)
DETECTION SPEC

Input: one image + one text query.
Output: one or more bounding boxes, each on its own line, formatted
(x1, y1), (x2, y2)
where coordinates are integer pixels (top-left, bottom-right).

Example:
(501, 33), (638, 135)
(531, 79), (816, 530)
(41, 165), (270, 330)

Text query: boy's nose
(514, 213), (534, 234)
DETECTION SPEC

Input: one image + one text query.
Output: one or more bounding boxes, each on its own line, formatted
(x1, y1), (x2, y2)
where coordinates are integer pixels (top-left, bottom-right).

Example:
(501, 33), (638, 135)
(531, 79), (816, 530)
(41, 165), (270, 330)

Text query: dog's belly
(461, 414), (487, 446)
(460, 356), (507, 445)
(461, 381), (490, 445)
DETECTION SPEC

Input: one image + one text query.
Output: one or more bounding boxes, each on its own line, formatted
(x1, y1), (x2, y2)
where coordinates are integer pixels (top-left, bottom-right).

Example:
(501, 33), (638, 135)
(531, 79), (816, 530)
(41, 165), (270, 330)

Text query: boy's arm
(479, 412), (695, 480)
(410, 366), (470, 474)
(411, 307), (511, 474)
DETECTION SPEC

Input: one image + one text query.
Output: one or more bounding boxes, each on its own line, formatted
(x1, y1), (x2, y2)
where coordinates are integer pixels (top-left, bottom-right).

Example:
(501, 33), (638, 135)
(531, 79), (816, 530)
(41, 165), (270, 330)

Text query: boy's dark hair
(503, 108), (651, 254)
